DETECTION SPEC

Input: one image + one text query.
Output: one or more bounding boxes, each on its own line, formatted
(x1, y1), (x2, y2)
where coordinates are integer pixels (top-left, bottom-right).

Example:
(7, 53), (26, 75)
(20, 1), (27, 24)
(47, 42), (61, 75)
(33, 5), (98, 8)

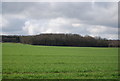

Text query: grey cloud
(2, 2), (118, 39)
(2, 2), (36, 14)
(2, 17), (26, 32)
(26, 2), (117, 27)
(0, 3), (2, 14)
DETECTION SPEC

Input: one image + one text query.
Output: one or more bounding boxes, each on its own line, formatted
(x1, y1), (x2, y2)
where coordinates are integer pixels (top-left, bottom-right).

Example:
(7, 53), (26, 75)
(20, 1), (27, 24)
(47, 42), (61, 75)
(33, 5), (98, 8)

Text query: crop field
(2, 43), (118, 79)
(0, 43), (2, 80)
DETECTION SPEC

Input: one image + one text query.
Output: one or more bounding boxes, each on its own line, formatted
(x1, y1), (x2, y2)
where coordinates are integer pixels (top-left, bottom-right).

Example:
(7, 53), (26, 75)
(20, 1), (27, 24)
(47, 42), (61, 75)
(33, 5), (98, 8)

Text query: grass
(0, 43), (2, 80)
(2, 43), (118, 79)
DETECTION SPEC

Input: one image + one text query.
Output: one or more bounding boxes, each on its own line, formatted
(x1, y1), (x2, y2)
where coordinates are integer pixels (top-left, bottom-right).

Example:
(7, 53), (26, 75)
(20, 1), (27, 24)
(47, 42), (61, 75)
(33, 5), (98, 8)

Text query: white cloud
(87, 25), (107, 34)
(88, 25), (118, 34)
(22, 18), (118, 39)
(23, 17), (81, 35)
(72, 23), (81, 27)
(87, 25), (118, 39)
(1, 17), (9, 28)
(2, 2), (118, 39)
(23, 20), (44, 35)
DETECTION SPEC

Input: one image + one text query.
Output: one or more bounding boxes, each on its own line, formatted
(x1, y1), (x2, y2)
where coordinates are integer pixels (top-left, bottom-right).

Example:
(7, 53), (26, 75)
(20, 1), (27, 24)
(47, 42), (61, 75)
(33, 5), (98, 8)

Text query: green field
(0, 43), (2, 80)
(2, 43), (118, 79)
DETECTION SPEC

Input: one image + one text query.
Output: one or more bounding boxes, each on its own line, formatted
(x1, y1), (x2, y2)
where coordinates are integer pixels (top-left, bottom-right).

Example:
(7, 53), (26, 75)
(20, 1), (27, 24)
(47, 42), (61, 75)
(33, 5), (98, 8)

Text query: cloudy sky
(1, 2), (118, 39)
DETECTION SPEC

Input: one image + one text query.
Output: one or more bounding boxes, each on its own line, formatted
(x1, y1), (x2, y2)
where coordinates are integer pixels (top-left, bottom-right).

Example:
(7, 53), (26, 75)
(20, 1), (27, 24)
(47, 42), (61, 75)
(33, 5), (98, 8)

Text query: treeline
(2, 35), (20, 43)
(1, 33), (120, 47)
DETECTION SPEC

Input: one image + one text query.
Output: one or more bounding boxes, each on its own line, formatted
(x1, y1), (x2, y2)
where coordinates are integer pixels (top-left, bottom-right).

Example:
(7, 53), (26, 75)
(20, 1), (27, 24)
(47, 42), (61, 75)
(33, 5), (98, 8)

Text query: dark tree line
(2, 35), (20, 43)
(1, 33), (120, 47)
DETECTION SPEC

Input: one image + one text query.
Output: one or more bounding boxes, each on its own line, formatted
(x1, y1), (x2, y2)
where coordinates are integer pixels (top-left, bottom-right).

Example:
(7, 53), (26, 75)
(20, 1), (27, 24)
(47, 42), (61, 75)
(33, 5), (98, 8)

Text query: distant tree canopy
(2, 35), (20, 43)
(1, 33), (120, 47)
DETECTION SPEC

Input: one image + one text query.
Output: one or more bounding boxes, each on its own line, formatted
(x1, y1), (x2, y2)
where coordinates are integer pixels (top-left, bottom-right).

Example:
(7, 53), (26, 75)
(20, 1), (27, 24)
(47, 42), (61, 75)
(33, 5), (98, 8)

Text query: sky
(1, 2), (119, 39)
